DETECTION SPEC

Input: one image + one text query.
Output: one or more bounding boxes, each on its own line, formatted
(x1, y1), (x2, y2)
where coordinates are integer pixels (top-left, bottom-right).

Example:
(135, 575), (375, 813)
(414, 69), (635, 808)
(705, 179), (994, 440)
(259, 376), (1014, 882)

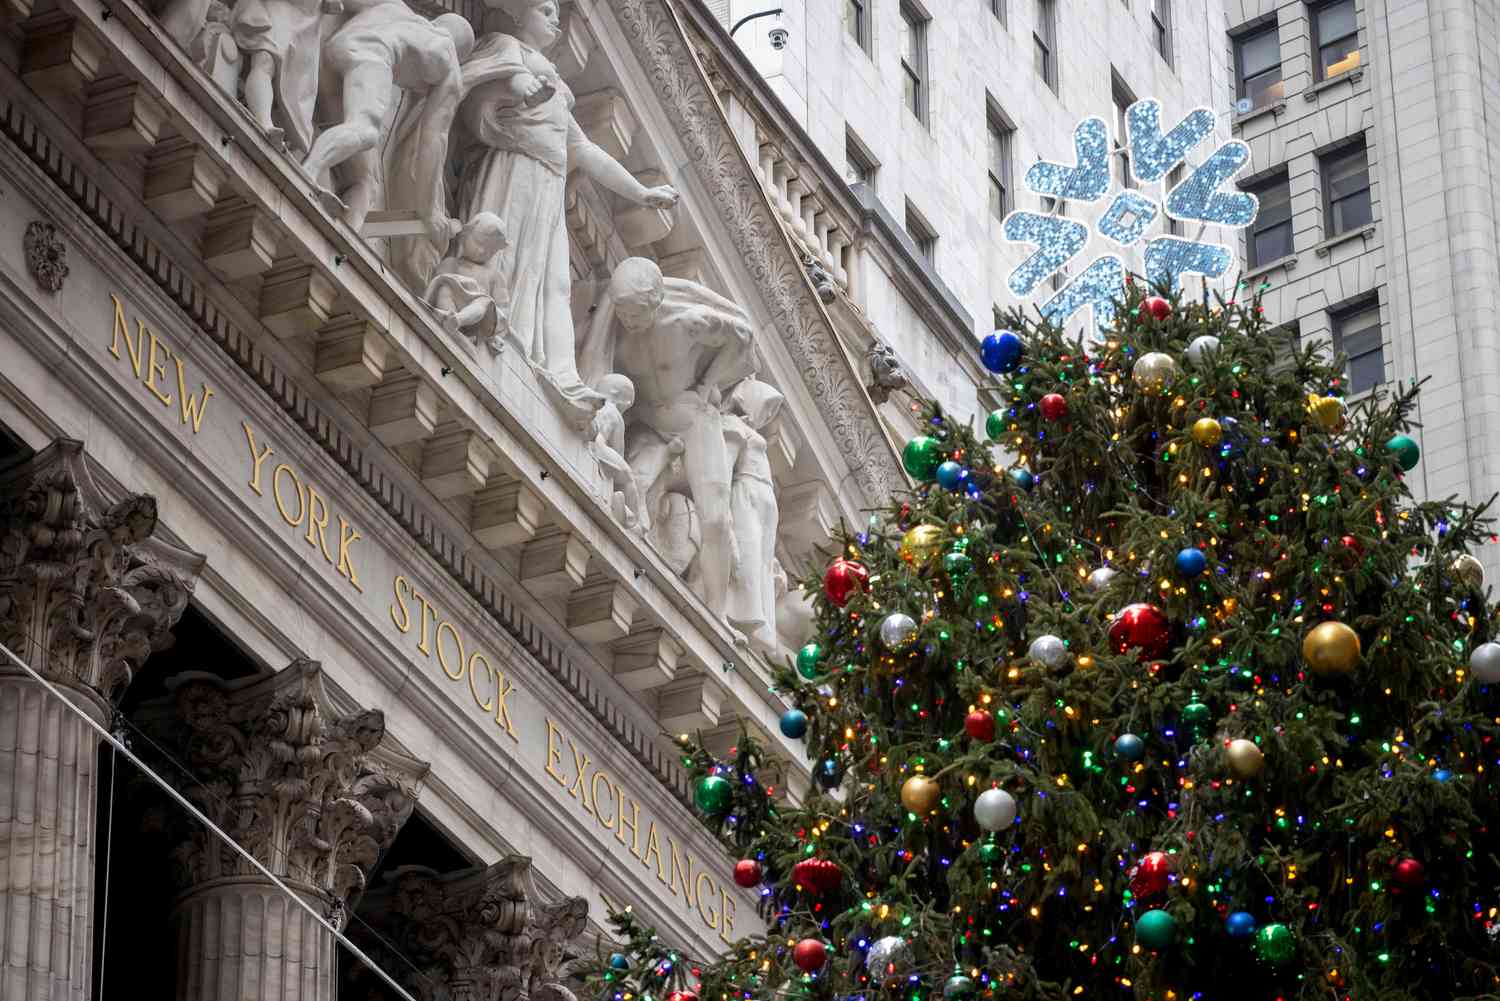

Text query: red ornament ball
(1039, 393), (1069, 422)
(823, 558), (869, 607)
(792, 938), (828, 972)
(665, 991), (698, 1001)
(1129, 851), (1173, 899)
(964, 709), (997, 742)
(732, 859), (762, 888)
(1392, 857), (1425, 890)
(1143, 296), (1172, 321)
(1109, 603), (1172, 659)
(792, 857), (843, 894)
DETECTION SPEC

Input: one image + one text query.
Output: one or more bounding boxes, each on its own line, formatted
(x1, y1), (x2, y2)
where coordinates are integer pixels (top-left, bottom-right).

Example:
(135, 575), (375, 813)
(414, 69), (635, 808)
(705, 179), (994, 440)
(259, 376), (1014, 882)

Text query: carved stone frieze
(0, 438), (203, 706)
(22, 219), (68, 292)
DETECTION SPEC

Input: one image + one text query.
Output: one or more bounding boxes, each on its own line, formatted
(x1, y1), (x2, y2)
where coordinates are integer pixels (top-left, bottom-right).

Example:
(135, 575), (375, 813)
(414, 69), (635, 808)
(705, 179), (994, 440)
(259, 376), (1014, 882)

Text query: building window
(844, 0), (871, 52)
(1323, 139), (1372, 236)
(1112, 74), (1136, 189)
(899, 3), (930, 125)
(1244, 171), (1292, 268)
(1234, 22), (1284, 109)
(987, 101), (1015, 220)
(1042, 198), (1065, 289)
(991, 0), (1006, 23)
(1034, 0), (1056, 91)
(1331, 298), (1383, 394)
(1151, 0), (1172, 65)
(906, 201), (937, 265)
(1312, 0), (1359, 80)
(845, 131), (878, 188)
(1165, 164), (1185, 235)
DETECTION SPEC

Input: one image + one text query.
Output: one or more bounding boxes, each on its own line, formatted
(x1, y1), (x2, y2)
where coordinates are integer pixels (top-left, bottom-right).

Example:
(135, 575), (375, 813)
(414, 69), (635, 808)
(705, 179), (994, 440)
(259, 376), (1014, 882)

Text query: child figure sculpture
(423, 212), (509, 354)
(588, 374), (644, 530)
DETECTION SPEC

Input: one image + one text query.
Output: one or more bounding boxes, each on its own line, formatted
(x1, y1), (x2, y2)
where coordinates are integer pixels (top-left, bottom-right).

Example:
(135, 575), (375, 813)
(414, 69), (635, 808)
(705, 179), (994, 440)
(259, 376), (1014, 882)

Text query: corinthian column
(142, 661), (428, 1001)
(0, 439), (203, 1001)
(350, 856), (590, 1001)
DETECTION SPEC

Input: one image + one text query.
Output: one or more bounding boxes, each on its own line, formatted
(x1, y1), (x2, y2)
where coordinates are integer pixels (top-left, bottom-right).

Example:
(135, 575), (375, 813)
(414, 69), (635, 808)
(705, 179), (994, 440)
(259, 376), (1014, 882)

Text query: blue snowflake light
(1002, 99), (1260, 329)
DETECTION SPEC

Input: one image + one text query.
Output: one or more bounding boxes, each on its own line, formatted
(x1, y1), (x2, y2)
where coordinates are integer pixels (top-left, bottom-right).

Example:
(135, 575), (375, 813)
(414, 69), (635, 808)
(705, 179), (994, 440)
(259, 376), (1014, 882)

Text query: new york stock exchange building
(0, 0), (932, 997)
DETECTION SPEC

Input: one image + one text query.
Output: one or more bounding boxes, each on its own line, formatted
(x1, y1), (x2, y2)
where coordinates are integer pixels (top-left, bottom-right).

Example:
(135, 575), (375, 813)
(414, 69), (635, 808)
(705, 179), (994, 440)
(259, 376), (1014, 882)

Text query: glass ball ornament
(779, 709), (808, 739)
(1007, 467), (1036, 492)
(1392, 857), (1425, 890)
(1131, 351), (1178, 394)
(980, 330), (1024, 373)
(1027, 634), (1069, 669)
(1135, 908), (1177, 949)
(1470, 641), (1500, 683)
(1226, 738), (1264, 778)
(1302, 620), (1361, 676)
(1253, 923), (1296, 966)
(1451, 552), (1485, 591)
(1185, 334), (1220, 366)
(865, 936), (912, 986)
(985, 409), (1007, 441)
(732, 858), (762, 888)
(1174, 546), (1207, 578)
(1181, 694), (1213, 737)
(1088, 566), (1118, 591)
(1225, 911), (1258, 940)
(1191, 417), (1223, 447)
(1142, 295), (1172, 321)
(943, 974), (976, 1001)
(973, 787), (1018, 831)
(900, 774), (942, 815)
(795, 642), (824, 679)
(815, 758), (842, 789)
(900, 524), (945, 563)
(693, 774), (733, 814)
(1306, 394), (1344, 431)
(964, 708), (996, 742)
(823, 558), (868, 607)
(976, 839), (1003, 866)
(1109, 603), (1172, 659)
(1129, 851), (1172, 899)
(935, 460), (966, 491)
(1386, 433), (1421, 471)
(1038, 392), (1069, 422)
(792, 938), (828, 973)
(879, 612), (919, 650)
(1114, 732), (1146, 761)
(902, 435), (945, 480)
(665, 990), (699, 1001)
(609, 953), (631, 970)
(942, 550), (975, 582)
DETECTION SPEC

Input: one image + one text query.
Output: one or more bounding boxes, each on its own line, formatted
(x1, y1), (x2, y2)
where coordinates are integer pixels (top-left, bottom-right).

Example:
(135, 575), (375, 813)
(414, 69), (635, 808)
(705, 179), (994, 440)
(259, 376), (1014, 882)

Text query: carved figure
(867, 338), (909, 404)
(578, 258), (757, 634)
(229, 0), (338, 151)
(441, 0), (680, 421)
(587, 374), (644, 530)
(423, 211), (508, 352)
(300, 4), (473, 242)
(191, 1), (243, 94)
(722, 379), (785, 652)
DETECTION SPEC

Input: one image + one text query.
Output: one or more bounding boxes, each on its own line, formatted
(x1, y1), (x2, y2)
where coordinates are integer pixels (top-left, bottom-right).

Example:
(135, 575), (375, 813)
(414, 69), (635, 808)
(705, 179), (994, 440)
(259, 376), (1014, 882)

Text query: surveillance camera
(768, 26), (789, 49)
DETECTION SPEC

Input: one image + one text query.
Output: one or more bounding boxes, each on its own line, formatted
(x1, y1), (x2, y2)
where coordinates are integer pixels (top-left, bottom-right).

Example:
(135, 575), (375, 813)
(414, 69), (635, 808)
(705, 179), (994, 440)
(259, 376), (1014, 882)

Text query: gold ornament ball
(1191, 417), (1223, 447)
(1302, 621), (1361, 676)
(900, 775), (942, 815)
(900, 524), (946, 564)
(1451, 553), (1485, 591)
(1132, 352), (1178, 395)
(1306, 394), (1345, 431)
(1226, 738), (1265, 779)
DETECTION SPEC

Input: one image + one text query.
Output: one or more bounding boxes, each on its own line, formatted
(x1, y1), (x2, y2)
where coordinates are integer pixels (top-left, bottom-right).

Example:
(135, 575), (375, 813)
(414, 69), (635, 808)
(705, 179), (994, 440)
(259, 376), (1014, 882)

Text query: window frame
(1033, 0), (1057, 91)
(845, 130), (879, 189)
(1233, 21), (1284, 109)
(899, 2), (931, 125)
(1330, 296), (1384, 395)
(1243, 170), (1293, 269)
(1311, 0), (1360, 81)
(986, 98), (1016, 221)
(1112, 73), (1137, 189)
(905, 200), (939, 266)
(1165, 164), (1185, 235)
(1151, 0), (1172, 66)
(1321, 137), (1373, 237)
(844, 0), (872, 53)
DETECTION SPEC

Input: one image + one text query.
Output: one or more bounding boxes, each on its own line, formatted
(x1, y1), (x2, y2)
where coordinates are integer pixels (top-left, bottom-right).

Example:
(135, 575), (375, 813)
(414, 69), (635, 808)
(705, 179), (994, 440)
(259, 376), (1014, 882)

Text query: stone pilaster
(0, 439), (202, 1001)
(351, 856), (590, 1001)
(144, 660), (428, 1001)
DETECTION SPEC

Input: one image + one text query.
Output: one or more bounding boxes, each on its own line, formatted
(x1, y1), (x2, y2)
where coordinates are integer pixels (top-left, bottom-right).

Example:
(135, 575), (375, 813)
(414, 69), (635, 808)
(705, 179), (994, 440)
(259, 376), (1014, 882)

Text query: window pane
(1348, 350), (1384, 393)
(844, 0), (864, 42)
(1332, 192), (1373, 232)
(1034, 36), (1048, 78)
(1316, 0), (1355, 43)
(1239, 26), (1280, 77)
(1320, 40), (1361, 78)
(903, 66), (920, 116)
(990, 177), (1007, 220)
(1245, 68), (1285, 107)
(1252, 222), (1293, 265)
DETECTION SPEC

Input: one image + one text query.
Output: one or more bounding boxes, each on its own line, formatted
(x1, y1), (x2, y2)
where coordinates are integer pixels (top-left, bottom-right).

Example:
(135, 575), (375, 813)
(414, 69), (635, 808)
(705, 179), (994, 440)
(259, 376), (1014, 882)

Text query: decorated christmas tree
(590, 280), (1500, 1001)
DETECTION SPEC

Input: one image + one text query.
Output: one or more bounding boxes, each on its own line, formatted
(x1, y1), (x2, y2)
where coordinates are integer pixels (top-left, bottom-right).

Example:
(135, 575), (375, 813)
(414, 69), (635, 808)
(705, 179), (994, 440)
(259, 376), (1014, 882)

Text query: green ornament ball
(1253, 922), (1296, 966)
(795, 642), (824, 679)
(693, 774), (733, 815)
(943, 975), (976, 1001)
(976, 840), (1003, 865)
(902, 435), (945, 480)
(1181, 693), (1213, 735)
(1135, 908), (1177, 949)
(985, 409), (1007, 442)
(1386, 433), (1420, 472)
(942, 550), (975, 581)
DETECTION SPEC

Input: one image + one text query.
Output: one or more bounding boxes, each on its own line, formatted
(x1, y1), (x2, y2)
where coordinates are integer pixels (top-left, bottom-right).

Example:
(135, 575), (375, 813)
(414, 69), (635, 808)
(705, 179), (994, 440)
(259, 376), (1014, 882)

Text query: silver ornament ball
(865, 935), (911, 986)
(1471, 642), (1500, 684)
(1088, 567), (1118, 591)
(1185, 335), (1221, 366)
(1027, 634), (1070, 669)
(879, 612), (919, 651)
(1451, 553), (1485, 591)
(974, 787), (1018, 831)
(1132, 352), (1178, 394)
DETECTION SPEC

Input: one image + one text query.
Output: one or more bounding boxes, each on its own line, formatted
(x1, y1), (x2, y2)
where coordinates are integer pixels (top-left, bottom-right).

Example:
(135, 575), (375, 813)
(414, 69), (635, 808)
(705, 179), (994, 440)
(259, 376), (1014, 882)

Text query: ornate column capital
(353, 856), (590, 1001)
(0, 438), (204, 709)
(145, 659), (429, 919)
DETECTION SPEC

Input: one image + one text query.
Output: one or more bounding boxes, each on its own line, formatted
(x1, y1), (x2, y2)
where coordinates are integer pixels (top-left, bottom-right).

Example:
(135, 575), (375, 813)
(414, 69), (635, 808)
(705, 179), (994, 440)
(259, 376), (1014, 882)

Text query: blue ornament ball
(981, 330), (1024, 373)
(1225, 912), (1258, 940)
(1175, 547), (1207, 578)
(1007, 467), (1036, 492)
(609, 953), (631, 970)
(935, 461), (966, 491)
(780, 709), (809, 739)
(1114, 733), (1146, 760)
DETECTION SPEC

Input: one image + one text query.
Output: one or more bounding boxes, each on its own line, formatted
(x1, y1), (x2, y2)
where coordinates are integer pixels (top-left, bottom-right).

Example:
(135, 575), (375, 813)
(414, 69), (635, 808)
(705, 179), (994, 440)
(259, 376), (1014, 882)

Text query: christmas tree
(591, 282), (1500, 1001)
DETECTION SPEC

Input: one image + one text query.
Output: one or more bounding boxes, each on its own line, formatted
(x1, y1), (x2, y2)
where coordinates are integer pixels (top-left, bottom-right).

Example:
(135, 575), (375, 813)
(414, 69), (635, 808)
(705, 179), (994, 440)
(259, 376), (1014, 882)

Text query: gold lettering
(272, 464), (306, 527)
(668, 840), (696, 906)
(567, 740), (593, 815)
(494, 671), (518, 742)
(642, 822), (665, 882)
(436, 620), (465, 682)
(108, 295), (145, 378)
(543, 719), (567, 786)
(335, 516), (363, 592)
(390, 576), (413, 633)
(144, 330), (173, 406)
(591, 770), (616, 829)
(414, 590), (436, 656)
(243, 422), (275, 496)
(173, 357), (214, 434)
(616, 786), (641, 859)
(468, 652), (495, 713)
(303, 483), (334, 563)
(719, 889), (737, 945)
(695, 871), (719, 929)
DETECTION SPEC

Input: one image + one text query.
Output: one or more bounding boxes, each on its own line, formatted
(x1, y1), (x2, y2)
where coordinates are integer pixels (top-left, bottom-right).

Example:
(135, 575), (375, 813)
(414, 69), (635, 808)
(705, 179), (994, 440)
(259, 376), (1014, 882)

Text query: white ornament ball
(974, 788), (1018, 832)
(879, 612), (919, 651)
(1088, 567), (1118, 591)
(1132, 352), (1178, 394)
(865, 936), (911, 985)
(1185, 335), (1221, 366)
(1471, 642), (1500, 684)
(1027, 634), (1070, 669)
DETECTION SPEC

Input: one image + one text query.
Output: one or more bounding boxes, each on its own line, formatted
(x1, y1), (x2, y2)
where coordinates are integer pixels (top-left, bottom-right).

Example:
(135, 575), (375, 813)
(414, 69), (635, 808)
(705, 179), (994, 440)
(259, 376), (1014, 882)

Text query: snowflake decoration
(1001, 99), (1259, 330)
